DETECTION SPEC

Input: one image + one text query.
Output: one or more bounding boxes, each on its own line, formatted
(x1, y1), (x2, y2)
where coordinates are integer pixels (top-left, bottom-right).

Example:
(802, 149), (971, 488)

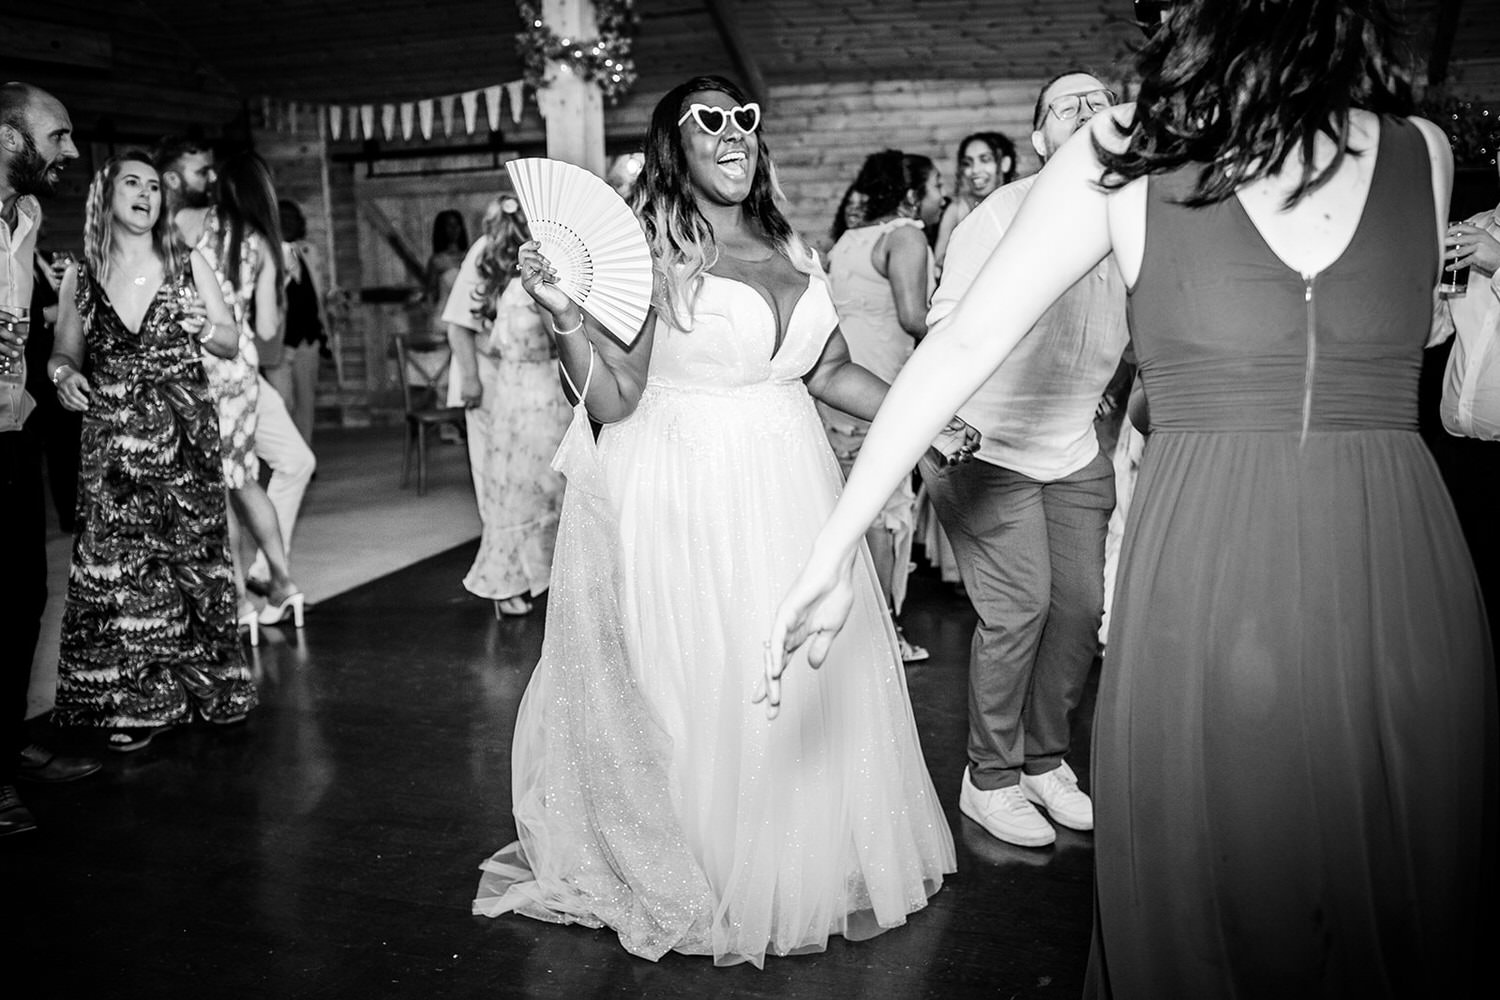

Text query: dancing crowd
(3, 0), (1497, 995)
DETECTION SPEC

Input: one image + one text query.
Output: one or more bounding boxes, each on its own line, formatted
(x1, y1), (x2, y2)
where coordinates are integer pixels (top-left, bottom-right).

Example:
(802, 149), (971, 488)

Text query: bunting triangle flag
(255, 78), (525, 143)
(506, 81), (526, 124)
(460, 91), (480, 135)
(485, 85), (503, 132)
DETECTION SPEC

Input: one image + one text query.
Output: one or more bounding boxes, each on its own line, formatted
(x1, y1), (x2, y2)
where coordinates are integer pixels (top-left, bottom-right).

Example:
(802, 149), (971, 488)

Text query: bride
(471, 75), (957, 968)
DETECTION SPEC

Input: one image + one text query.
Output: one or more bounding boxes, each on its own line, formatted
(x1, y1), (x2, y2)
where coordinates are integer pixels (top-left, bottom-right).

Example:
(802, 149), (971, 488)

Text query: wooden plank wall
(3, 1), (246, 252)
(771, 77), (1056, 253)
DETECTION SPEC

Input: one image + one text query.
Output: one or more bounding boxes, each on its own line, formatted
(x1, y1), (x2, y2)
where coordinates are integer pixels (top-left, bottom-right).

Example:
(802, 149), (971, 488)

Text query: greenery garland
(1419, 94), (1500, 169)
(516, 0), (639, 103)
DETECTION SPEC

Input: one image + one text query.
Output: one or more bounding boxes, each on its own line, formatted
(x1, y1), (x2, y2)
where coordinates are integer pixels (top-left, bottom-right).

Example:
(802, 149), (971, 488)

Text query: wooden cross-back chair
(392, 335), (468, 495)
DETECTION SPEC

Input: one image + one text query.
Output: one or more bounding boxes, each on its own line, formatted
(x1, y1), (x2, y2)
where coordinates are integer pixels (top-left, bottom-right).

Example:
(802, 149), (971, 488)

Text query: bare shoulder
(1406, 115), (1454, 170)
(884, 222), (929, 252)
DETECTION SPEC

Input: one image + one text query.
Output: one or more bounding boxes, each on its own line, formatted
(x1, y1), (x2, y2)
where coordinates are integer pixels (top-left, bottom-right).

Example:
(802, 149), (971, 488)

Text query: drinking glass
(0, 304), (30, 378)
(1441, 222), (1471, 296)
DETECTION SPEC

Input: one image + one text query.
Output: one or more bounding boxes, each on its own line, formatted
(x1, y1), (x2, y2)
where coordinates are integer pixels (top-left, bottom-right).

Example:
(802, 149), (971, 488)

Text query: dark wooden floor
(7, 545), (1099, 1000)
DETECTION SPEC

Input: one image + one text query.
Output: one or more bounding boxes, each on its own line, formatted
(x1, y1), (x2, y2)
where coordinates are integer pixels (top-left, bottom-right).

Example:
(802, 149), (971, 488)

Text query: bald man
(1, 82), (98, 838)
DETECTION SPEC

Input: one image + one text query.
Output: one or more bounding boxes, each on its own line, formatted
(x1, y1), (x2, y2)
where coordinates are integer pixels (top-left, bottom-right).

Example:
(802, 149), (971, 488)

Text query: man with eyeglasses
(919, 71), (1128, 849)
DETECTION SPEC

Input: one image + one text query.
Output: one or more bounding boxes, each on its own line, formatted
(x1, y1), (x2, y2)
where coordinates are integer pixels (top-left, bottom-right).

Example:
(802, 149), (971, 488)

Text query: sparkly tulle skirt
(474, 379), (955, 967)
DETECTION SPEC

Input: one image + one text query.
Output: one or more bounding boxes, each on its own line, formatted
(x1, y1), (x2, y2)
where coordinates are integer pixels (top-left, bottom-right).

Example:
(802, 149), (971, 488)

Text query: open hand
(755, 544), (858, 720)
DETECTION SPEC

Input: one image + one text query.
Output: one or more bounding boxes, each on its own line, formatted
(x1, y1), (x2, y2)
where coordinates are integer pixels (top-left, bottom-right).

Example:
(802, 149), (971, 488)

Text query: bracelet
(551, 316), (584, 337)
(199, 323), (219, 345)
(50, 363), (74, 386)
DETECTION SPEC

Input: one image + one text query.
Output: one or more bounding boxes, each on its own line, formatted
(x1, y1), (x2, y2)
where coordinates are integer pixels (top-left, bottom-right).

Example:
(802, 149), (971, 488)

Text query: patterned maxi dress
(195, 209), (262, 489)
(452, 276), (570, 600)
(53, 268), (255, 727)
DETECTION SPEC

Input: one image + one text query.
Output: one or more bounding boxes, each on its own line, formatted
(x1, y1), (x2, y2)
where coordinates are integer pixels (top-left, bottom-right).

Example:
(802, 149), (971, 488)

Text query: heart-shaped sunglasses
(677, 102), (761, 137)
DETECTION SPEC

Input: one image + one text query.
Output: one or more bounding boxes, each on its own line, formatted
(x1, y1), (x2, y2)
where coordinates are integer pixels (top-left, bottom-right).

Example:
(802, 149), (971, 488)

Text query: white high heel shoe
(238, 607), (261, 647)
(259, 592), (305, 628)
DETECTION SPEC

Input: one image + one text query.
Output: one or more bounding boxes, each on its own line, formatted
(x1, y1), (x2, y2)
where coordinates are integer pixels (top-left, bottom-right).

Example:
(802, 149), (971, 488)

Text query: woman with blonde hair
(49, 151), (255, 750)
(443, 196), (570, 617)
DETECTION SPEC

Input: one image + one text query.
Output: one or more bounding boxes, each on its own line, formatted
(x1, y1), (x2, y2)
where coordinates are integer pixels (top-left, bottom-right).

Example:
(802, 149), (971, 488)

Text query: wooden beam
(538, 0), (606, 175)
(703, 0), (768, 104)
(0, 16), (113, 70)
(1427, 0), (1467, 88)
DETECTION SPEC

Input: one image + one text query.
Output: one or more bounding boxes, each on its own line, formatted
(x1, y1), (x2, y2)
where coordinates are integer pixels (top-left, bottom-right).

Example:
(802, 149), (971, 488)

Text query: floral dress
(53, 267), (255, 728)
(455, 277), (571, 600)
(195, 208), (263, 489)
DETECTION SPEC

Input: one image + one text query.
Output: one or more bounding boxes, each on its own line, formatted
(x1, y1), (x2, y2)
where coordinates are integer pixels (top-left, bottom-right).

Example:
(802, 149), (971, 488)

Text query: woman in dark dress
(48, 151), (255, 751)
(768, 2), (1494, 995)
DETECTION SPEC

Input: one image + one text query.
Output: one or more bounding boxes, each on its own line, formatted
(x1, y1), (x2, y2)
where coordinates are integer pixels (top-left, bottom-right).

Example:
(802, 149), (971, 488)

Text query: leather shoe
(17, 743), (103, 783)
(1, 783), (37, 836)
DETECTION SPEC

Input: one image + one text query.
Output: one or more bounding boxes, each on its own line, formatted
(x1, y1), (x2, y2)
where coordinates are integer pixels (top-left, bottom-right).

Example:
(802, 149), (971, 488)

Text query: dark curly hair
(956, 132), (1018, 191)
(1097, 0), (1415, 208)
(831, 150), (937, 241)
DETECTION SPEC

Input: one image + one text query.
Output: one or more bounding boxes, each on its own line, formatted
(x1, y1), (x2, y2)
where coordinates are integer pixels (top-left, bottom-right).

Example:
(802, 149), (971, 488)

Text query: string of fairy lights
(515, 0), (640, 104)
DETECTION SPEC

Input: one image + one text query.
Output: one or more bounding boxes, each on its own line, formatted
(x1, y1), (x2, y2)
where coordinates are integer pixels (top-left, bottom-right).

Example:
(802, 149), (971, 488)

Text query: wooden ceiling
(3, 1), (1491, 151)
(128, 0), (1483, 106)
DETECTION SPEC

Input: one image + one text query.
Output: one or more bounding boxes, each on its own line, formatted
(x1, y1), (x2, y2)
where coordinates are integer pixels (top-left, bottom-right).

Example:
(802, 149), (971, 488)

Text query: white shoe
(1019, 760), (1094, 831)
(959, 769), (1055, 847)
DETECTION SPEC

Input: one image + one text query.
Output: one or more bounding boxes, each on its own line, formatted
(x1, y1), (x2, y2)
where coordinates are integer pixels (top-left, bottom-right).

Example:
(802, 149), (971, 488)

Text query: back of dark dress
(53, 268), (255, 728)
(1087, 117), (1496, 997)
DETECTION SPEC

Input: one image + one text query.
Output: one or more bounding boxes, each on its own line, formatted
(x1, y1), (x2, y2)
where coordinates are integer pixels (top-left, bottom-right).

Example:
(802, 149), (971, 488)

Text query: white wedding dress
(473, 260), (956, 968)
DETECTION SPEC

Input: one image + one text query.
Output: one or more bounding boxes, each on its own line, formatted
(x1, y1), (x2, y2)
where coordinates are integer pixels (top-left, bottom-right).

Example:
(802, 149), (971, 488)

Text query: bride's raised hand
(518, 241), (577, 319)
(755, 543), (859, 720)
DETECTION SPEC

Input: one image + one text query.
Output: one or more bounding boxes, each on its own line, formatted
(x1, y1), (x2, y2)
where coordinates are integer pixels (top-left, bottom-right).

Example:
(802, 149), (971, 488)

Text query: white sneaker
(959, 769), (1055, 847)
(1019, 760), (1094, 831)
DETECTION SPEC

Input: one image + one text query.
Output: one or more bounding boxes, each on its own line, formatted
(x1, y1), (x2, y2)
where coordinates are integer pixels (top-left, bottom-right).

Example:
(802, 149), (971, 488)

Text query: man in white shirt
(1432, 161), (1500, 635)
(1, 82), (96, 838)
(920, 71), (1128, 848)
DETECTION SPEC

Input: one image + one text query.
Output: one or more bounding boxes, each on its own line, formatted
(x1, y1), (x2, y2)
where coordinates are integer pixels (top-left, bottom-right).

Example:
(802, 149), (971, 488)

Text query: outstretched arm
(759, 110), (1129, 717)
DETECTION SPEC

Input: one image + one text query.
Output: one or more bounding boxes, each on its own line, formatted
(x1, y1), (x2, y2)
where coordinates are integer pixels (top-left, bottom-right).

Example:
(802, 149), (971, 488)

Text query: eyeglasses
(677, 102), (761, 137)
(1046, 89), (1117, 121)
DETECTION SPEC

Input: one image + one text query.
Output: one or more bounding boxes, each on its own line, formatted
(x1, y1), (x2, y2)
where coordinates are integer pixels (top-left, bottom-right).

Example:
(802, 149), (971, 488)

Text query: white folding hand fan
(504, 157), (654, 345)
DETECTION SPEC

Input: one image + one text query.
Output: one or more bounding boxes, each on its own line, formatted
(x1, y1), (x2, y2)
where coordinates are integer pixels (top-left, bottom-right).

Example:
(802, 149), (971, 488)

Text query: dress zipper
(1300, 273), (1316, 447)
